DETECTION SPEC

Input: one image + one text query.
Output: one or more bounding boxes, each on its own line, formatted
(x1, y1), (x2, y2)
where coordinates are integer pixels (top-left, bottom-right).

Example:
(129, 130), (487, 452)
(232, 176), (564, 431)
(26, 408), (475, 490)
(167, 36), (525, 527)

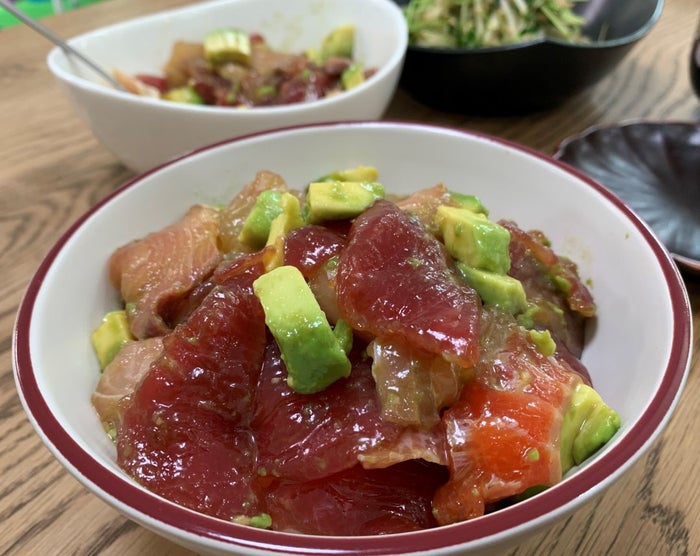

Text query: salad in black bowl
(393, 0), (664, 115)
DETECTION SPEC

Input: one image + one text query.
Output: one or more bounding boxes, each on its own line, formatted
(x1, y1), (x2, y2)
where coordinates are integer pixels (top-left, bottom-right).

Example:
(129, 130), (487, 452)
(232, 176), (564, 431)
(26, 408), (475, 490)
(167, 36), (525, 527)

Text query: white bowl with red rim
(13, 121), (692, 555)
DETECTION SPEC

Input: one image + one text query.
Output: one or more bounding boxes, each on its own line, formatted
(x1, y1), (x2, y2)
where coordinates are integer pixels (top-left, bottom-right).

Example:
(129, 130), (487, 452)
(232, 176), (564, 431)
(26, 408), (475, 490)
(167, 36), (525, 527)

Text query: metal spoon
(0, 0), (125, 91)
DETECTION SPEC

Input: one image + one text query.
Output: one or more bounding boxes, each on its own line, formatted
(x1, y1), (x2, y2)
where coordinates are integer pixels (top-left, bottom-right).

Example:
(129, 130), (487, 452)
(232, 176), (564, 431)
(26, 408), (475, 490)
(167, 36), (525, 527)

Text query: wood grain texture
(1, 0), (698, 554)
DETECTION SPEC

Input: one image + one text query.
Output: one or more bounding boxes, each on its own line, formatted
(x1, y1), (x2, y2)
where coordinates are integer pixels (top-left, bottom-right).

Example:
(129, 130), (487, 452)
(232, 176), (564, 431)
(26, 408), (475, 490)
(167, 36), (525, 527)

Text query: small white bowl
(47, 0), (407, 173)
(13, 122), (692, 555)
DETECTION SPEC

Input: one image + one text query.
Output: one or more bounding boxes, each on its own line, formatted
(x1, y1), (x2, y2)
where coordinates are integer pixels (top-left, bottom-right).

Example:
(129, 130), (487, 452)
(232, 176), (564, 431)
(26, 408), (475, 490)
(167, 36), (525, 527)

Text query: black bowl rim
(12, 120), (692, 555)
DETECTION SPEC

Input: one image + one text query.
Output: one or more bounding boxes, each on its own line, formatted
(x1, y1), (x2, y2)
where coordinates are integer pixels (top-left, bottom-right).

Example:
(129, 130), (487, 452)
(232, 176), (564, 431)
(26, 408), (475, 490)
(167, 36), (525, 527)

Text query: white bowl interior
(17, 122), (690, 555)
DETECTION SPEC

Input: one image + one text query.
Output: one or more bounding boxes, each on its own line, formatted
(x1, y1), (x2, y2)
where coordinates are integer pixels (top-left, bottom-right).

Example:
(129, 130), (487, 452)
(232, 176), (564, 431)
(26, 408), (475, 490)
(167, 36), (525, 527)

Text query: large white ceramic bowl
(47, 0), (407, 173)
(13, 122), (692, 555)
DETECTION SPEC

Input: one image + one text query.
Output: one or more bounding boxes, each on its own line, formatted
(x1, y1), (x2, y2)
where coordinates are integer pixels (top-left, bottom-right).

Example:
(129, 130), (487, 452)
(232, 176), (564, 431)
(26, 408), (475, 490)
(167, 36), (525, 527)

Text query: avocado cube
(204, 28), (252, 66)
(320, 24), (355, 62)
(253, 265), (351, 394)
(332, 318), (354, 355)
(264, 193), (305, 270)
(306, 180), (384, 223)
(91, 310), (133, 370)
(233, 512), (273, 529)
(455, 263), (527, 315)
(528, 328), (556, 357)
(265, 193), (304, 247)
(238, 190), (285, 248)
(560, 383), (621, 473)
(305, 47), (322, 66)
(435, 205), (511, 274)
(162, 85), (205, 105)
(341, 63), (365, 90)
(449, 192), (489, 215)
(317, 165), (379, 183)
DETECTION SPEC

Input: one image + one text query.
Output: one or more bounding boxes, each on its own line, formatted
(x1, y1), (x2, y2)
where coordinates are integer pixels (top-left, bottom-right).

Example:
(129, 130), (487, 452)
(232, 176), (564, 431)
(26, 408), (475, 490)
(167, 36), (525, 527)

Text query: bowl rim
(12, 120), (692, 554)
(402, 0), (664, 53)
(554, 118), (700, 274)
(46, 0), (408, 116)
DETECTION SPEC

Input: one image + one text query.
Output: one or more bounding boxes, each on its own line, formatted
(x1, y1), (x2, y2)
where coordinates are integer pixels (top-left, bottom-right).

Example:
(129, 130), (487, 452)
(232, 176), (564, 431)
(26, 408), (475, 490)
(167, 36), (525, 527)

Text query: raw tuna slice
(264, 460), (448, 535)
(432, 309), (582, 525)
(395, 183), (457, 234)
(502, 219), (596, 358)
(283, 224), (346, 278)
(109, 204), (222, 339)
(251, 341), (404, 482)
(336, 200), (481, 369)
(368, 337), (468, 429)
(116, 253), (267, 521)
(283, 224), (347, 323)
(358, 424), (448, 469)
(501, 220), (595, 317)
(91, 337), (163, 434)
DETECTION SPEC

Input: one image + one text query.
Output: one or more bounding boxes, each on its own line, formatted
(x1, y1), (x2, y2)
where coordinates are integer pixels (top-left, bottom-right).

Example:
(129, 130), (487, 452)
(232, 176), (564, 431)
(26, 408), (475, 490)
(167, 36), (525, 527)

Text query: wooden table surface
(1, 0), (699, 554)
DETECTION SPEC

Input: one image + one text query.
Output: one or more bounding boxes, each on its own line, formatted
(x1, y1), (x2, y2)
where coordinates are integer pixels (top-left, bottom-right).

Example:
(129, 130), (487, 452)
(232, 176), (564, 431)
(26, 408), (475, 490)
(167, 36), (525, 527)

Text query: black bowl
(554, 120), (700, 274)
(394, 0), (664, 115)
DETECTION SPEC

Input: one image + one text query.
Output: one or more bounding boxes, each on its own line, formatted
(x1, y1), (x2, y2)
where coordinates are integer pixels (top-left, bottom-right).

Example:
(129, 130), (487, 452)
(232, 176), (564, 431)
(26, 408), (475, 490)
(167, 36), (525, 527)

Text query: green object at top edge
(0, 1), (106, 29)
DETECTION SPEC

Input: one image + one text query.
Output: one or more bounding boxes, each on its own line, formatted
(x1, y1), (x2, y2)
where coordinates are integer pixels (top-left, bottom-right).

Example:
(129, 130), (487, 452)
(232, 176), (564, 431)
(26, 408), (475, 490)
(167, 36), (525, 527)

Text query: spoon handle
(0, 0), (125, 91)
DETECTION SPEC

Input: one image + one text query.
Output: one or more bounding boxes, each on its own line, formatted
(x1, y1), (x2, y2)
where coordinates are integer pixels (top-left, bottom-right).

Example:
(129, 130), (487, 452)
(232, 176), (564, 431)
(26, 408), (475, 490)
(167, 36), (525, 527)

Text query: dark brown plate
(555, 120), (700, 273)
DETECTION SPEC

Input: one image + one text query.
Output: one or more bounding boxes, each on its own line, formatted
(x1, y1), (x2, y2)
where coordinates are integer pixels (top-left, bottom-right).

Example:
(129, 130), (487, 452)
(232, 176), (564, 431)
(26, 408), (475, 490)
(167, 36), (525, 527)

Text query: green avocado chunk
(320, 24), (355, 61)
(306, 180), (384, 223)
(91, 310), (133, 370)
(238, 190), (285, 248)
(341, 63), (365, 90)
(203, 28), (251, 66)
(253, 265), (351, 394)
(332, 318), (354, 354)
(528, 328), (556, 357)
(449, 192), (489, 215)
(266, 193), (304, 245)
(560, 383), (621, 473)
(162, 85), (205, 105)
(455, 263), (527, 314)
(435, 205), (511, 274)
(317, 165), (379, 183)
(233, 512), (272, 529)
(264, 193), (305, 271)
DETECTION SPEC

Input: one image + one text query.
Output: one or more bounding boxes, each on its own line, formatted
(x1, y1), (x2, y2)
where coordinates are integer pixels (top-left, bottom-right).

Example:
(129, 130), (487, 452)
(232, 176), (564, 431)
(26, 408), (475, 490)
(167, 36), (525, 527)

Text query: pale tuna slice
(109, 204), (222, 339)
(91, 336), (164, 435)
